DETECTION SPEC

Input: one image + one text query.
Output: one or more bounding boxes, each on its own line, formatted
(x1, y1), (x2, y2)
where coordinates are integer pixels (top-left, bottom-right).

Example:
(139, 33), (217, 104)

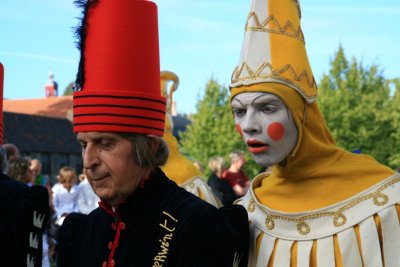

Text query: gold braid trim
(231, 61), (317, 96)
(245, 13), (304, 43)
(248, 174), (400, 236)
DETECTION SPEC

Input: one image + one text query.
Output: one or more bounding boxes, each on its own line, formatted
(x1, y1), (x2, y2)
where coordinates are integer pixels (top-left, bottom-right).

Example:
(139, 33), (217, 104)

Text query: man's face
(236, 154), (246, 169)
(21, 166), (34, 185)
(61, 178), (76, 192)
(30, 160), (42, 177)
(77, 132), (144, 206)
(231, 92), (298, 167)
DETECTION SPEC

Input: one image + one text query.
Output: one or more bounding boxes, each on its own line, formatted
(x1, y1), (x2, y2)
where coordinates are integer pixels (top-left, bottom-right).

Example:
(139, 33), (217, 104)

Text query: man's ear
(148, 137), (161, 156)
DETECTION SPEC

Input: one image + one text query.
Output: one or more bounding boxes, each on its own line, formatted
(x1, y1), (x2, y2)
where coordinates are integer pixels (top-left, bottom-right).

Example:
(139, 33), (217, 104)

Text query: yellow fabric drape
(231, 83), (394, 212)
(231, 82), (396, 266)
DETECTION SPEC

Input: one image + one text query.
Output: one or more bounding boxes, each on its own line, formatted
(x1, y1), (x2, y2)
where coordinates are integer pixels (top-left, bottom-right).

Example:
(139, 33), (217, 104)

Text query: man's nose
(241, 114), (261, 135)
(82, 144), (100, 169)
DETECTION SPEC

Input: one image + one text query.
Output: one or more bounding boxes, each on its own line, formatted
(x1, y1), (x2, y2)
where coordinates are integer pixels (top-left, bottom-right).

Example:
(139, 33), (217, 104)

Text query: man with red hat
(0, 63), (50, 266)
(57, 0), (249, 266)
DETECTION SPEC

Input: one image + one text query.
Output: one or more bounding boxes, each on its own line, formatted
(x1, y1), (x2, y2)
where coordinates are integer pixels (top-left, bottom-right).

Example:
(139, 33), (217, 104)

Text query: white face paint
(231, 92), (298, 167)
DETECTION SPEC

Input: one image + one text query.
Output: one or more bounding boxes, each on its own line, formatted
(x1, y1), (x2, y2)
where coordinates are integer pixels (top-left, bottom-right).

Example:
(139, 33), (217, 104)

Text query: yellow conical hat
(160, 71), (202, 184)
(230, 0), (317, 103)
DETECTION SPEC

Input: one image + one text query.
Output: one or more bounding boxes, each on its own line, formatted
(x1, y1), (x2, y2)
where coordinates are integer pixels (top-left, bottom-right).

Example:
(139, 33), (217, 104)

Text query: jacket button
(108, 242), (113, 249)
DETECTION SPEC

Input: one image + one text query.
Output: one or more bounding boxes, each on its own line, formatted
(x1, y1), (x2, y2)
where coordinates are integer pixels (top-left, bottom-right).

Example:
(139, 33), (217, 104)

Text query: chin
(251, 152), (286, 168)
(251, 154), (273, 167)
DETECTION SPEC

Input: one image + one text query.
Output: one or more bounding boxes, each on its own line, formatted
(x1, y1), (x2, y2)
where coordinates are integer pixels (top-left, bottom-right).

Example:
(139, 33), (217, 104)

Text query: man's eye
(79, 142), (87, 149)
(232, 108), (246, 116)
(99, 139), (114, 148)
(100, 141), (112, 147)
(260, 105), (277, 113)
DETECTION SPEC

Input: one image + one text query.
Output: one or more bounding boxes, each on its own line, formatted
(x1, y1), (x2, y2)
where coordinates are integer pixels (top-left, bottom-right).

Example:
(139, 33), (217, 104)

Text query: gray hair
(229, 150), (244, 164)
(118, 133), (169, 169)
(208, 156), (226, 177)
(8, 158), (30, 181)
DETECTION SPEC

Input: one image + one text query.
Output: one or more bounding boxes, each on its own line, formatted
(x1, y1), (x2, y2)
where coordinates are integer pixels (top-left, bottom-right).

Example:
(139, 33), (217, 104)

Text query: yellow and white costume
(230, 0), (400, 266)
(160, 71), (221, 207)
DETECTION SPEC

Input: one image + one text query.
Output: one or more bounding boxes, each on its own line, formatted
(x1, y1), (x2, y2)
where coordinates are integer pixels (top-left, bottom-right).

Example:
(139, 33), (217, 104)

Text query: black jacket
(0, 173), (49, 267)
(58, 168), (249, 267)
(208, 174), (237, 206)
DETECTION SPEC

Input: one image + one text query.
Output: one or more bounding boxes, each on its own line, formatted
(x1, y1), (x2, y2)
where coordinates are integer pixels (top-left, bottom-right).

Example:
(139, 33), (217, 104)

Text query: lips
(89, 172), (111, 181)
(246, 139), (269, 154)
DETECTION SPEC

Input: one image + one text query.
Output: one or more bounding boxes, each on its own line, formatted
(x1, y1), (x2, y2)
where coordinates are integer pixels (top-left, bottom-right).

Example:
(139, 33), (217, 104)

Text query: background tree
(318, 45), (399, 168)
(180, 79), (260, 178)
(63, 81), (74, 96)
(386, 78), (400, 169)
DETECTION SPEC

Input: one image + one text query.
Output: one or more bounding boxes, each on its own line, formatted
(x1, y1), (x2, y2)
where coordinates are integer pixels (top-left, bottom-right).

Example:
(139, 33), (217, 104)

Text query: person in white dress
(52, 166), (79, 225)
(77, 171), (99, 214)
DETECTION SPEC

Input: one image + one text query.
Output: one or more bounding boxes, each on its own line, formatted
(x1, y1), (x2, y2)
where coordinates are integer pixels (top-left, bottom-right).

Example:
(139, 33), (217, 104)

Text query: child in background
(77, 170), (99, 214)
(52, 166), (79, 225)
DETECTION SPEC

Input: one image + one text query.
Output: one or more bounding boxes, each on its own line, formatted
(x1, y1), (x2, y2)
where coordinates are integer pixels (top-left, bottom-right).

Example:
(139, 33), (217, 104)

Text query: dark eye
(260, 104), (277, 113)
(232, 108), (246, 117)
(99, 140), (112, 148)
(98, 138), (115, 149)
(79, 142), (87, 149)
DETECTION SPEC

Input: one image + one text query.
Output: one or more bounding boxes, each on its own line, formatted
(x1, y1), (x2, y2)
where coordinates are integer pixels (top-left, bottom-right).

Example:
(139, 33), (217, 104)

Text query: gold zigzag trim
(251, 174), (400, 236)
(245, 13), (304, 43)
(231, 62), (316, 93)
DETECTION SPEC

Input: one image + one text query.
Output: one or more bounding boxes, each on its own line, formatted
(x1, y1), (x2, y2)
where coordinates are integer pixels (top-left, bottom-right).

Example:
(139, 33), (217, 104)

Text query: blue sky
(1, 0), (399, 114)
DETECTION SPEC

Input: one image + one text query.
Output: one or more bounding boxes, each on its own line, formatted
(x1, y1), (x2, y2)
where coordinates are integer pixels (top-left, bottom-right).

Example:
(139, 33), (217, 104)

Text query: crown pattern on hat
(231, 61), (317, 100)
(230, 0), (317, 103)
(245, 13), (304, 43)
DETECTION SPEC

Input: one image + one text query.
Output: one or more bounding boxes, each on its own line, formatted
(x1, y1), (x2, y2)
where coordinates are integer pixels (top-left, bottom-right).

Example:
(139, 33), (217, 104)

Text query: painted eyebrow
(231, 98), (244, 106)
(252, 95), (282, 106)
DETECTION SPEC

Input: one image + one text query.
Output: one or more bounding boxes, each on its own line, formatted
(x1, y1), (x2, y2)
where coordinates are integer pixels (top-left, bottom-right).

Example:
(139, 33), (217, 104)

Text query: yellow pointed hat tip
(160, 71), (201, 184)
(230, 0), (317, 103)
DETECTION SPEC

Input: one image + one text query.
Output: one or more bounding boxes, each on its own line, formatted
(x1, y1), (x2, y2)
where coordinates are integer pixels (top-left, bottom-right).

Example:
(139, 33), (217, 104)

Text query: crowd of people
(206, 150), (251, 206)
(2, 143), (99, 266)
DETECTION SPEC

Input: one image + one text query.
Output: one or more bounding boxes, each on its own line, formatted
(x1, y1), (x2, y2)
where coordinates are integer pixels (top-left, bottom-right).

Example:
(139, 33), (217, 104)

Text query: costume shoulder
(238, 173), (400, 266)
(162, 180), (249, 267)
(198, 205), (249, 267)
(180, 175), (222, 207)
(0, 173), (49, 267)
(57, 212), (88, 267)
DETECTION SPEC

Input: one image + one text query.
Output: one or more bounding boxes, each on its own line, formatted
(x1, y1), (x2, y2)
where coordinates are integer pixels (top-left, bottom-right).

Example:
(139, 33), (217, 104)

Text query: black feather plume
(73, 0), (99, 91)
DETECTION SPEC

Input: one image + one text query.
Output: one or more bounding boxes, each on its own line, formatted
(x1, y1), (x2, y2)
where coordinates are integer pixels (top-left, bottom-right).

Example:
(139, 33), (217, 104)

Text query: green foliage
(63, 81), (74, 96)
(179, 79), (260, 178)
(318, 45), (399, 169)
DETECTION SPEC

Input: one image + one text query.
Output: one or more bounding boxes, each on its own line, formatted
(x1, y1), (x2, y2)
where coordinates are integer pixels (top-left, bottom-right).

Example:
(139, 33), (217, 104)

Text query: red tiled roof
(3, 96), (73, 120)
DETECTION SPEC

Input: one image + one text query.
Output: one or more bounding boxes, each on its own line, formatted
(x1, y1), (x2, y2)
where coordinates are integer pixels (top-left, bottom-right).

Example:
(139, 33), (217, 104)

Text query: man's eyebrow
(252, 96), (281, 105)
(231, 98), (244, 106)
(93, 135), (117, 143)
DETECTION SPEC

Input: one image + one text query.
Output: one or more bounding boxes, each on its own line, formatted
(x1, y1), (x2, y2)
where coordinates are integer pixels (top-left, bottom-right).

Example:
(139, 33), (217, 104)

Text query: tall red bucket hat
(73, 0), (166, 136)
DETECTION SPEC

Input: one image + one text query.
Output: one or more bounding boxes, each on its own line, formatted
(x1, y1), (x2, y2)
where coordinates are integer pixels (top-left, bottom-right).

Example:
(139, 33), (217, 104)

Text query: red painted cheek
(235, 124), (243, 137)
(267, 122), (285, 141)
